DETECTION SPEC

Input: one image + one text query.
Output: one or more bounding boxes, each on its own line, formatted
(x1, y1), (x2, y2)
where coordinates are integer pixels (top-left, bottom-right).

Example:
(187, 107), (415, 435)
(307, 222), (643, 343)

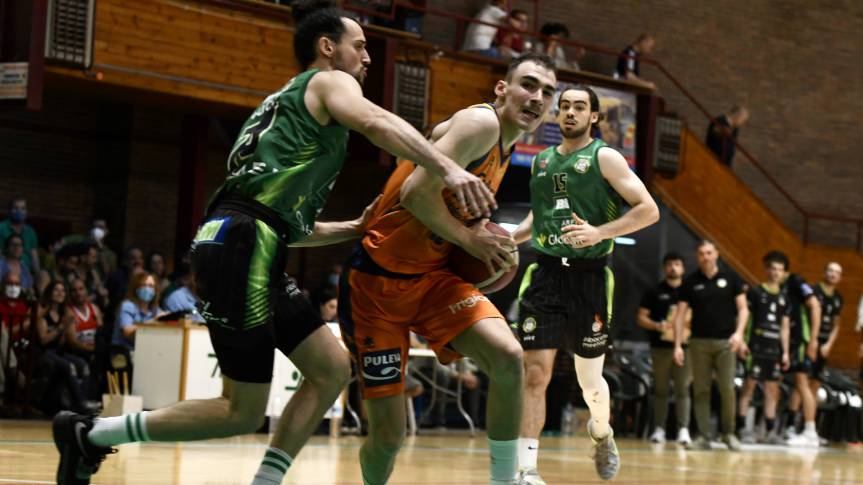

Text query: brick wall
(425, 0), (863, 246)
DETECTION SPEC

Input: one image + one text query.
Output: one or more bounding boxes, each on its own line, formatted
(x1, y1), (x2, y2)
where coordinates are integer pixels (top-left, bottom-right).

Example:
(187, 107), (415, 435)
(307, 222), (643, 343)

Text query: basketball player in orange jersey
(338, 52), (558, 485)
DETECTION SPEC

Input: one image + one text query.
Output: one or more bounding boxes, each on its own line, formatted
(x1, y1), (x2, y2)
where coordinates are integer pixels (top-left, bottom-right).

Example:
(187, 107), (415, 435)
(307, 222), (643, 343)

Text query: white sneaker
(676, 427), (692, 446)
(518, 468), (547, 485)
(649, 427), (666, 444)
(786, 430), (819, 448)
(783, 427), (798, 441)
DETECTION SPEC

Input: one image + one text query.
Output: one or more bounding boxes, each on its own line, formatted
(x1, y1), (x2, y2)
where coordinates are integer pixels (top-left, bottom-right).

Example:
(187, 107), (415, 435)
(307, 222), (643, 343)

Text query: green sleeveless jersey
(218, 68), (349, 243)
(529, 139), (622, 259)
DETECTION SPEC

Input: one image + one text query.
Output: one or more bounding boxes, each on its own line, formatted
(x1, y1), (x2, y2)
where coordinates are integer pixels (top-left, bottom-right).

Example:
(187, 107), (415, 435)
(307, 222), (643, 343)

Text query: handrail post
(803, 216), (809, 245)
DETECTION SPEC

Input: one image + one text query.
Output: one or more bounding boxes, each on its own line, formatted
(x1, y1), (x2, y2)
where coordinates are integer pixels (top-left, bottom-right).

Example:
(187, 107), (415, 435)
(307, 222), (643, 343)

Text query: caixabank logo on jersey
(361, 348), (402, 387)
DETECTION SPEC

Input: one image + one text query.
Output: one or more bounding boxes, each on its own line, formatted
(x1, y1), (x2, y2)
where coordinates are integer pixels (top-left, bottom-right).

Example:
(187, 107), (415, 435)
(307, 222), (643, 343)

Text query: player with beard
(52, 2), (498, 484)
(512, 86), (659, 482)
(809, 262), (843, 394)
(339, 52), (557, 485)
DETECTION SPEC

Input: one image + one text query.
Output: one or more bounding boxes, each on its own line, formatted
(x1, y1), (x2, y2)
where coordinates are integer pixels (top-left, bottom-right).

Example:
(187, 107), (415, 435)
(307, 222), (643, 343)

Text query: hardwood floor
(1, 419), (861, 484)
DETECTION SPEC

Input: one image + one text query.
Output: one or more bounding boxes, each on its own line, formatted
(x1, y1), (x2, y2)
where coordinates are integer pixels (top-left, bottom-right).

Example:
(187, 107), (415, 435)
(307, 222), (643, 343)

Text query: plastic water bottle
(561, 402), (575, 436)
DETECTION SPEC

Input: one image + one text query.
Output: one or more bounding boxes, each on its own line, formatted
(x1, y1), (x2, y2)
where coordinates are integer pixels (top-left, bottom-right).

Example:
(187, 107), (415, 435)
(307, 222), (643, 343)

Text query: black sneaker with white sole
(53, 411), (114, 485)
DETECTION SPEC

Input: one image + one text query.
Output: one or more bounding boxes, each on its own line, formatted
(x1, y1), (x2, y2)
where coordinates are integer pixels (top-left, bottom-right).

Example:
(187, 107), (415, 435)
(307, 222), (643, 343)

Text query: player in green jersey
(511, 86), (658, 482)
(52, 2), (499, 484)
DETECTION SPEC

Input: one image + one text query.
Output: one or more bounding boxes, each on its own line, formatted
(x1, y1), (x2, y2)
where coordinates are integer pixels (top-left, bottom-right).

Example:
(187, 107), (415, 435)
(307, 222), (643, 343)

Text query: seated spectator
(494, 9), (529, 60)
(112, 271), (162, 351)
(616, 33), (657, 89)
(65, 278), (102, 360)
(147, 251), (171, 293)
(0, 234), (34, 296)
(536, 22), (582, 70)
(162, 264), (204, 323)
(314, 287), (338, 323)
(706, 105), (749, 167)
(0, 272), (30, 396)
(106, 246), (146, 322)
(462, 0), (508, 57)
(37, 243), (83, 295)
(79, 243), (109, 309)
(0, 195), (40, 274)
(35, 280), (91, 414)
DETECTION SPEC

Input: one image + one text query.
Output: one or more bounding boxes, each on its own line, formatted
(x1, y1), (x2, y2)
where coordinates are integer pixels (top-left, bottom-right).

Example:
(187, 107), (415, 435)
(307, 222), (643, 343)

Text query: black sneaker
(53, 411), (114, 485)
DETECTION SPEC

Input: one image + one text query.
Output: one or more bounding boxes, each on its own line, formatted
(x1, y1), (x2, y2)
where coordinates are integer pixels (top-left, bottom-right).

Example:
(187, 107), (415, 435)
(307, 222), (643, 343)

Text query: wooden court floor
(1, 419), (862, 484)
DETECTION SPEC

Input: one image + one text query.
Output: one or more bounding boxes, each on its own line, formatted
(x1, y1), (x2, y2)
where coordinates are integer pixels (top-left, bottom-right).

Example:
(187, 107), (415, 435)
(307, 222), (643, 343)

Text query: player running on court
(339, 52), (558, 485)
(52, 2), (498, 484)
(511, 85), (659, 483)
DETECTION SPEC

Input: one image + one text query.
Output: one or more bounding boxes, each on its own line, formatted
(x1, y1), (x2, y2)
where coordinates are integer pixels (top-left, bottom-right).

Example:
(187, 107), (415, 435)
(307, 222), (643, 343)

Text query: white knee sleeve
(574, 354), (611, 438)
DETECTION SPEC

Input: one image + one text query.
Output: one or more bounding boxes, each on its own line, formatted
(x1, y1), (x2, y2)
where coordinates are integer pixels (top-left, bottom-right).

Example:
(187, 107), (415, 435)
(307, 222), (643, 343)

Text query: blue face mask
(136, 286), (155, 303)
(9, 209), (25, 223)
(328, 273), (340, 287)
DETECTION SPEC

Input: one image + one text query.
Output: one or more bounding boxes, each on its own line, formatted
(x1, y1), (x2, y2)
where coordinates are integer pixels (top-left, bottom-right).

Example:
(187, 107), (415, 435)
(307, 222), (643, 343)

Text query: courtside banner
(0, 63), (28, 100)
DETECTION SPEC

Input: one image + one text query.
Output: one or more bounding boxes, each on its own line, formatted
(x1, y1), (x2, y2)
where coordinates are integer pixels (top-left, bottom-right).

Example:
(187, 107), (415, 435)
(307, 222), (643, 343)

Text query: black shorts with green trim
(191, 198), (323, 383)
(787, 339), (812, 374)
(745, 354), (782, 381)
(515, 254), (613, 358)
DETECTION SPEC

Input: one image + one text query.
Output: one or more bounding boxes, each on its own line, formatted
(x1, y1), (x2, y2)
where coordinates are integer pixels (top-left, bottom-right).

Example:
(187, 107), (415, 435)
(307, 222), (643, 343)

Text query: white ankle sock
(88, 411), (150, 447)
(488, 438), (518, 482)
(804, 421), (817, 434)
(517, 437), (539, 471)
(251, 447), (293, 484)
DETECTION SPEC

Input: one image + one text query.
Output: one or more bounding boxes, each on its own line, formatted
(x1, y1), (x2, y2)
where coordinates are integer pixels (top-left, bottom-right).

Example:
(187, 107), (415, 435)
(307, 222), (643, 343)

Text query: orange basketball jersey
(362, 103), (510, 275)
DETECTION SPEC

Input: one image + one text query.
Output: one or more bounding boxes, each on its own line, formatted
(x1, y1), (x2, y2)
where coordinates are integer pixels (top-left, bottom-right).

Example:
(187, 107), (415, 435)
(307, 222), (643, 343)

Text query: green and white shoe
(518, 468), (547, 485)
(588, 423), (620, 480)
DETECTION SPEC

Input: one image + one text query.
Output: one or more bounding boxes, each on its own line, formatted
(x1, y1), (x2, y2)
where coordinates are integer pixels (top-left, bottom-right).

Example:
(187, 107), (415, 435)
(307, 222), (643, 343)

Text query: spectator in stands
(147, 251), (171, 293)
(672, 240), (749, 451)
(89, 218), (117, 279)
(79, 243), (109, 308)
(0, 272), (30, 397)
(616, 33), (657, 89)
(706, 106), (749, 167)
(638, 252), (692, 445)
(857, 295), (863, 382)
(461, 0), (508, 57)
(162, 264), (204, 323)
(494, 9), (529, 60)
(64, 277), (101, 398)
(38, 243), (84, 295)
(0, 234), (34, 296)
(35, 280), (91, 414)
(0, 196), (40, 275)
(106, 246), (145, 322)
(112, 271), (162, 351)
(314, 286), (338, 323)
(536, 22), (582, 71)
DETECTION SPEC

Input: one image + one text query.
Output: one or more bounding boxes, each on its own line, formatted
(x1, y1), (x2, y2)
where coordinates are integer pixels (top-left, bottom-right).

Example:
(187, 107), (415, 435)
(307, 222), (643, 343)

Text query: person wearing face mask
(112, 271), (163, 351)
(89, 218), (117, 278)
(0, 272), (31, 397)
(0, 196), (40, 275)
(0, 234), (34, 294)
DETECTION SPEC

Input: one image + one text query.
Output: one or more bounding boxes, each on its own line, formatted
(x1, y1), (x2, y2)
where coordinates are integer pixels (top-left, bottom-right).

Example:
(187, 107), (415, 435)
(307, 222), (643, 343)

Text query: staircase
(652, 128), (862, 369)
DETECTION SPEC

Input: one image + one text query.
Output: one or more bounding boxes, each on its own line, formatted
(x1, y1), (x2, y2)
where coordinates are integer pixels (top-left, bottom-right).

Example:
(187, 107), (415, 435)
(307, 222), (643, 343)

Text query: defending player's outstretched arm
(560, 147), (659, 247)
(308, 70), (496, 218)
(399, 107), (516, 274)
(289, 195), (382, 248)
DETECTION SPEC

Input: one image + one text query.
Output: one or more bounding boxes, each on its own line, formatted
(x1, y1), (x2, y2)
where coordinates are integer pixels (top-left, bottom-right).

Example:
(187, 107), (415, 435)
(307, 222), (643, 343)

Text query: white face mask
(91, 227), (106, 242)
(5, 285), (21, 299)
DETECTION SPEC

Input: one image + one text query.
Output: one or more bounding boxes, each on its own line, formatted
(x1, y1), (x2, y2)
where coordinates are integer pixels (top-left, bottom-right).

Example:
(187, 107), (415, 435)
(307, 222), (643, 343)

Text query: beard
(333, 52), (365, 85)
(561, 122), (590, 139)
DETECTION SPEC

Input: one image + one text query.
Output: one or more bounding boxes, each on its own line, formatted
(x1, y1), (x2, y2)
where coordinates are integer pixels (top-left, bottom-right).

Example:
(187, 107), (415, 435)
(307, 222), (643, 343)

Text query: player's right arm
(781, 314), (791, 370)
(308, 70), (496, 217)
(672, 300), (690, 366)
(399, 108), (516, 274)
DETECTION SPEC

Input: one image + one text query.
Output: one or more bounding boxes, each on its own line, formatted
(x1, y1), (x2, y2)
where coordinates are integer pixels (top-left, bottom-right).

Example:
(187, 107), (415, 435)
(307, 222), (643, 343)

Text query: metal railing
(343, 0), (862, 252)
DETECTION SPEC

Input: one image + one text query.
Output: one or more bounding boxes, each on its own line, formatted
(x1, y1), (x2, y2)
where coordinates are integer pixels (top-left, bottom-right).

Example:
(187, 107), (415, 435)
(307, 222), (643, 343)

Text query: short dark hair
(8, 195), (25, 211)
(762, 250), (789, 270)
(291, 0), (350, 70)
(505, 51), (556, 81)
(540, 22), (569, 39)
(510, 9), (528, 19)
(313, 286), (337, 308)
(695, 239), (715, 250)
(662, 251), (684, 265)
(557, 84), (604, 128)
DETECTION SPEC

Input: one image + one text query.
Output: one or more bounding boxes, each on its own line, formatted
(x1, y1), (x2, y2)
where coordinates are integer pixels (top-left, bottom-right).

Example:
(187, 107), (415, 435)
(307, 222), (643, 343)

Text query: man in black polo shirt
(672, 240), (749, 451)
(615, 33), (656, 89)
(638, 252), (692, 445)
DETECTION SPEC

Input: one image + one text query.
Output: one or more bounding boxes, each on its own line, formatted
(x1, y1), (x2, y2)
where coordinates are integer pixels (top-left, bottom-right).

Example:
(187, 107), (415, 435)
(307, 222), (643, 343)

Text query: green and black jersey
(528, 139), (622, 259)
(216, 68), (350, 244)
(745, 284), (789, 358)
(813, 283), (843, 345)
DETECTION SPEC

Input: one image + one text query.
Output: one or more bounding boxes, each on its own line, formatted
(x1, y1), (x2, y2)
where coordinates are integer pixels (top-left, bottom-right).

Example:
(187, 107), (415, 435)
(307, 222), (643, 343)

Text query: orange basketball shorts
(338, 263), (503, 399)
